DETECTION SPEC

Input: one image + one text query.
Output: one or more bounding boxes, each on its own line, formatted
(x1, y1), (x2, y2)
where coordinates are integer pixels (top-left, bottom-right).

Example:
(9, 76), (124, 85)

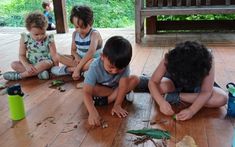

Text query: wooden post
(52, 0), (68, 33)
(135, 0), (143, 43)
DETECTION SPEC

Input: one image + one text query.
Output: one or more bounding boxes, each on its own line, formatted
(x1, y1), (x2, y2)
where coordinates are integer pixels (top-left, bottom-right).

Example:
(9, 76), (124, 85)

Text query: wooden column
(52, 0), (68, 33)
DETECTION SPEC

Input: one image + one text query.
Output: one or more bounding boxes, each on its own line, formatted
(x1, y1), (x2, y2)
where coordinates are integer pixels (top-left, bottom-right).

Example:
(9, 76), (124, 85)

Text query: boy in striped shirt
(51, 5), (102, 80)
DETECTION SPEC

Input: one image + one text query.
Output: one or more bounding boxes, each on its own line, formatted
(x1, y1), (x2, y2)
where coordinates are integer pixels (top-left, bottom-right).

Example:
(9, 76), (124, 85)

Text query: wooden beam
(52, 0), (68, 33)
(156, 20), (235, 31)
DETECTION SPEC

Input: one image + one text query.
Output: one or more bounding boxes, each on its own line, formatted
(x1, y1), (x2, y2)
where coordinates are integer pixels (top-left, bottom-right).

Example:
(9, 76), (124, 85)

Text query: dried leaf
(176, 135), (197, 147)
(133, 136), (150, 145)
(0, 83), (6, 89)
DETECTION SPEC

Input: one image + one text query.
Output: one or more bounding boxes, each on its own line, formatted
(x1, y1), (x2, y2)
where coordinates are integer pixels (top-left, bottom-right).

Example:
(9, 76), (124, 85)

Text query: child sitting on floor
(148, 41), (227, 121)
(83, 36), (139, 126)
(51, 5), (103, 81)
(3, 11), (58, 81)
(42, 0), (56, 30)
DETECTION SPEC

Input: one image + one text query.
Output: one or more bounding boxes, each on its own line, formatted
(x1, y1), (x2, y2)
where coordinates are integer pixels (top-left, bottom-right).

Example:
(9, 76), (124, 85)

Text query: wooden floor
(0, 27), (235, 147)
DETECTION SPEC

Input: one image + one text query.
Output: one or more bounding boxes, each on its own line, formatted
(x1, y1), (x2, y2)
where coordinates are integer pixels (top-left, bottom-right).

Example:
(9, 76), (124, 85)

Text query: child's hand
(73, 57), (80, 66)
(159, 100), (174, 116)
(111, 105), (128, 118)
(72, 70), (81, 80)
(176, 108), (195, 121)
(25, 64), (37, 74)
(88, 111), (101, 126)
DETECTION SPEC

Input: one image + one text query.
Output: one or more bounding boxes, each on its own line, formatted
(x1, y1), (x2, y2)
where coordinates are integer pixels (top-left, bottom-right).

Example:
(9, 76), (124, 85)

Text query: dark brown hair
(70, 5), (93, 27)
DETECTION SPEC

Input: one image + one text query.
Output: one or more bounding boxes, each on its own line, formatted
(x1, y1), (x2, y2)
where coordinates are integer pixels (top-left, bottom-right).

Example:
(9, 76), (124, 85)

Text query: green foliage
(0, 0), (135, 28)
(1, 0), (235, 28)
(1, 0), (42, 27)
(158, 14), (235, 21)
(66, 0), (134, 28)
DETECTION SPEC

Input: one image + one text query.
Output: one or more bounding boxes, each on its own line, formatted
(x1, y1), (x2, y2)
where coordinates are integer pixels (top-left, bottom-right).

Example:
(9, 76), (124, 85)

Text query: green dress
(21, 33), (54, 65)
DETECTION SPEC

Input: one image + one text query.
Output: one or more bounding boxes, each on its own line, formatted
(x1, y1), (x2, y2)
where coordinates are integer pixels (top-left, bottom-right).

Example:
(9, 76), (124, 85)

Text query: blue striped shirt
(74, 28), (101, 58)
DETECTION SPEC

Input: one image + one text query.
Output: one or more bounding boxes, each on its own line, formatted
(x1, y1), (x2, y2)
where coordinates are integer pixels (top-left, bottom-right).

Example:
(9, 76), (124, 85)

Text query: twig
(43, 116), (56, 124)
(61, 125), (78, 133)
(61, 128), (75, 133)
(133, 136), (150, 145)
(142, 119), (150, 122)
(162, 138), (167, 147)
(65, 122), (73, 124)
(149, 138), (159, 147)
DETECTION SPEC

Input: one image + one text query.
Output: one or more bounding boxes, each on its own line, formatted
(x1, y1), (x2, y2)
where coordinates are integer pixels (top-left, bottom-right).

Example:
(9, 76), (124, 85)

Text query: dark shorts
(163, 74), (220, 93)
(133, 75), (150, 93)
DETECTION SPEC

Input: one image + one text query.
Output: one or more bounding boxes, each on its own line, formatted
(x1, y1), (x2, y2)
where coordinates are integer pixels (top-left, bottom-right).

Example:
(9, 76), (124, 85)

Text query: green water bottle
(7, 84), (25, 120)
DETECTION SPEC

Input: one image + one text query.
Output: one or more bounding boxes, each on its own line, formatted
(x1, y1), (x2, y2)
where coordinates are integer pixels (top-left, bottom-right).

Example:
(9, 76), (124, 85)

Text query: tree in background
(0, 0), (135, 28)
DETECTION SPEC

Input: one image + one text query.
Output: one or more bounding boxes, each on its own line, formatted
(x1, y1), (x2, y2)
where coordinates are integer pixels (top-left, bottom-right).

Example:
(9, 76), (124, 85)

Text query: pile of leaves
(127, 128), (170, 146)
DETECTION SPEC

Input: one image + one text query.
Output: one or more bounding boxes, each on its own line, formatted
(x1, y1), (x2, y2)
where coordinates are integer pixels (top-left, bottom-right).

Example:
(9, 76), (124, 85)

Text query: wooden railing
(135, 0), (235, 43)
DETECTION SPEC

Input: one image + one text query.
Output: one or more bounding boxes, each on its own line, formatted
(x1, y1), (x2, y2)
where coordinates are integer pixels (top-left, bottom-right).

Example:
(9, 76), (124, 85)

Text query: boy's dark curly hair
(103, 36), (132, 69)
(70, 5), (93, 28)
(165, 41), (212, 88)
(25, 11), (48, 30)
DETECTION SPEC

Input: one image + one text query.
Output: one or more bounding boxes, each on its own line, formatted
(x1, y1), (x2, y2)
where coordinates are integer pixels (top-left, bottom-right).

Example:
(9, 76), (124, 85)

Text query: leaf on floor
(76, 82), (84, 89)
(176, 135), (197, 147)
(57, 86), (66, 92)
(0, 88), (7, 95)
(49, 80), (65, 88)
(127, 128), (170, 139)
(0, 82), (6, 89)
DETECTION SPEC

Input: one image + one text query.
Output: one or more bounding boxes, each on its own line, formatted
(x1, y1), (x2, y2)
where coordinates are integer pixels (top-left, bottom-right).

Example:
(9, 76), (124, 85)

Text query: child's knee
(56, 53), (63, 61)
(37, 60), (53, 70)
(215, 88), (228, 106)
(208, 91), (228, 107)
(129, 75), (140, 85)
(11, 61), (19, 69)
(218, 93), (228, 106)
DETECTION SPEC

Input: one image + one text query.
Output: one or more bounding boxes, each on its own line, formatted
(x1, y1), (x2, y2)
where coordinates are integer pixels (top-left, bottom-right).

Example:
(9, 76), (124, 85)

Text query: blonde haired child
(3, 11), (58, 80)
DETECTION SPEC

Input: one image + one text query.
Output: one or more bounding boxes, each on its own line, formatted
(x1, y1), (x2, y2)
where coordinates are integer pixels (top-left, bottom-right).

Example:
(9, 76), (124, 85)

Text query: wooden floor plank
(111, 94), (153, 147)
(111, 43), (152, 146)
(0, 86), (84, 147)
(143, 46), (176, 147)
(0, 34), (20, 46)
